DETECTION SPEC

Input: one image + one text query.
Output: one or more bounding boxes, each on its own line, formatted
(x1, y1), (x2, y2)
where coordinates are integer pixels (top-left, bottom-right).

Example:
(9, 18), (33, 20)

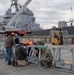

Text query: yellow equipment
(51, 28), (63, 45)
(51, 32), (60, 45)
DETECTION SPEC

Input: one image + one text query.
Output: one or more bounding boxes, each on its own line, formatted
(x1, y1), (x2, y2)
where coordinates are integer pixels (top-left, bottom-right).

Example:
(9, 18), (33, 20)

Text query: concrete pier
(0, 59), (73, 75)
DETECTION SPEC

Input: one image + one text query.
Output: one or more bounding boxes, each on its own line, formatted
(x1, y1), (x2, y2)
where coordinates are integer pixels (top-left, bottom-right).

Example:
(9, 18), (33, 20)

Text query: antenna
(69, 0), (74, 26)
(70, 7), (72, 26)
(66, 6), (74, 26)
(70, 7), (74, 26)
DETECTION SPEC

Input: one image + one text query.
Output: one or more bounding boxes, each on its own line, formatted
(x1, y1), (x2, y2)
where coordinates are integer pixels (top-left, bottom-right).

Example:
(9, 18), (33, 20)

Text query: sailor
(15, 41), (28, 66)
(25, 40), (30, 45)
(29, 41), (33, 45)
(40, 46), (53, 68)
(5, 32), (15, 65)
(14, 33), (20, 46)
(27, 40), (44, 57)
(58, 32), (63, 45)
(25, 40), (33, 56)
(34, 41), (44, 57)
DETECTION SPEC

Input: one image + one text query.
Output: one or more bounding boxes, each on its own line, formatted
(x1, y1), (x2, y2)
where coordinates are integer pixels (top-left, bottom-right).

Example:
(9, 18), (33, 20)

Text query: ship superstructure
(0, 0), (41, 31)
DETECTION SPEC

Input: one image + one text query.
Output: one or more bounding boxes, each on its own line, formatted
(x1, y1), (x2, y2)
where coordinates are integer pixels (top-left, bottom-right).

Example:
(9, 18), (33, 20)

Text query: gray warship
(0, 0), (41, 31)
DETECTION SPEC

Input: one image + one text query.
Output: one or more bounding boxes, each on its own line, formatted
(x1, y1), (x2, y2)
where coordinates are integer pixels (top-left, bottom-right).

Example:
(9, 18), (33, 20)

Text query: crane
(67, 20), (74, 26)
(65, 7), (74, 26)
(67, 7), (74, 26)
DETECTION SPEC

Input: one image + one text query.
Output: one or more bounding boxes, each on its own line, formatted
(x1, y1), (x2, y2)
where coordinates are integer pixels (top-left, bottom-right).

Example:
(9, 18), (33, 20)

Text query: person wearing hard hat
(15, 41), (28, 66)
(11, 32), (15, 36)
(29, 41), (33, 45)
(58, 32), (63, 45)
(40, 46), (53, 68)
(25, 40), (30, 45)
(33, 41), (44, 57)
(15, 33), (20, 45)
(25, 40), (34, 56)
(5, 32), (15, 65)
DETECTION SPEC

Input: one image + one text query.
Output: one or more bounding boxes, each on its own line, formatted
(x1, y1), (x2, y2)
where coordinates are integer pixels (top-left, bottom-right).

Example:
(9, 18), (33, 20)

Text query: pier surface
(0, 59), (73, 75)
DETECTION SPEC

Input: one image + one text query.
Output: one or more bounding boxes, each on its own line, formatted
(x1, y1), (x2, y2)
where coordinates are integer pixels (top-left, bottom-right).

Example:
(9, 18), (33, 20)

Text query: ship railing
(0, 43), (5, 59)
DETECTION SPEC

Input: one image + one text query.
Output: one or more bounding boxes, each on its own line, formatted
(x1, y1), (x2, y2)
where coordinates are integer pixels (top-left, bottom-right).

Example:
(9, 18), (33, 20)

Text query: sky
(0, 0), (74, 29)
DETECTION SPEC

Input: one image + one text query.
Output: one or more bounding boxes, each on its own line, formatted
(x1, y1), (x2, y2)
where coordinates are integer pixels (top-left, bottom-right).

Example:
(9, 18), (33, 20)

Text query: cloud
(0, 0), (74, 29)
(0, 0), (11, 15)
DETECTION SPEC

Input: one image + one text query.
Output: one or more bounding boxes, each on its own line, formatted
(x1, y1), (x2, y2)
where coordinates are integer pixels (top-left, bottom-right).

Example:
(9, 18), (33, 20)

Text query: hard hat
(20, 41), (24, 45)
(40, 46), (47, 51)
(25, 40), (30, 45)
(11, 32), (15, 36)
(29, 41), (33, 45)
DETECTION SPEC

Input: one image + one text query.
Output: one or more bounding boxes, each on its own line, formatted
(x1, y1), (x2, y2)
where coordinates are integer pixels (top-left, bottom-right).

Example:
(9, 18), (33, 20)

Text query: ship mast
(11, 0), (19, 12)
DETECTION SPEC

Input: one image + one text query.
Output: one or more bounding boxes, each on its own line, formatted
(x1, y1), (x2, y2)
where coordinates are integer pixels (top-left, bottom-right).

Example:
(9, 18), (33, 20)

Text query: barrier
(0, 37), (5, 59)
(26, 45), (43, 66)
(49, 44), (74, 73)
(0, 36), (74, 73)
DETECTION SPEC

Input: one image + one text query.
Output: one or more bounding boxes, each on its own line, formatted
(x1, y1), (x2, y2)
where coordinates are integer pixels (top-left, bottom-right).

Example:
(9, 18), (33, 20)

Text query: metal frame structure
(26, 45), (43, 66)
(51, 45), (74, 73)
(0, 35), (74, 73)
